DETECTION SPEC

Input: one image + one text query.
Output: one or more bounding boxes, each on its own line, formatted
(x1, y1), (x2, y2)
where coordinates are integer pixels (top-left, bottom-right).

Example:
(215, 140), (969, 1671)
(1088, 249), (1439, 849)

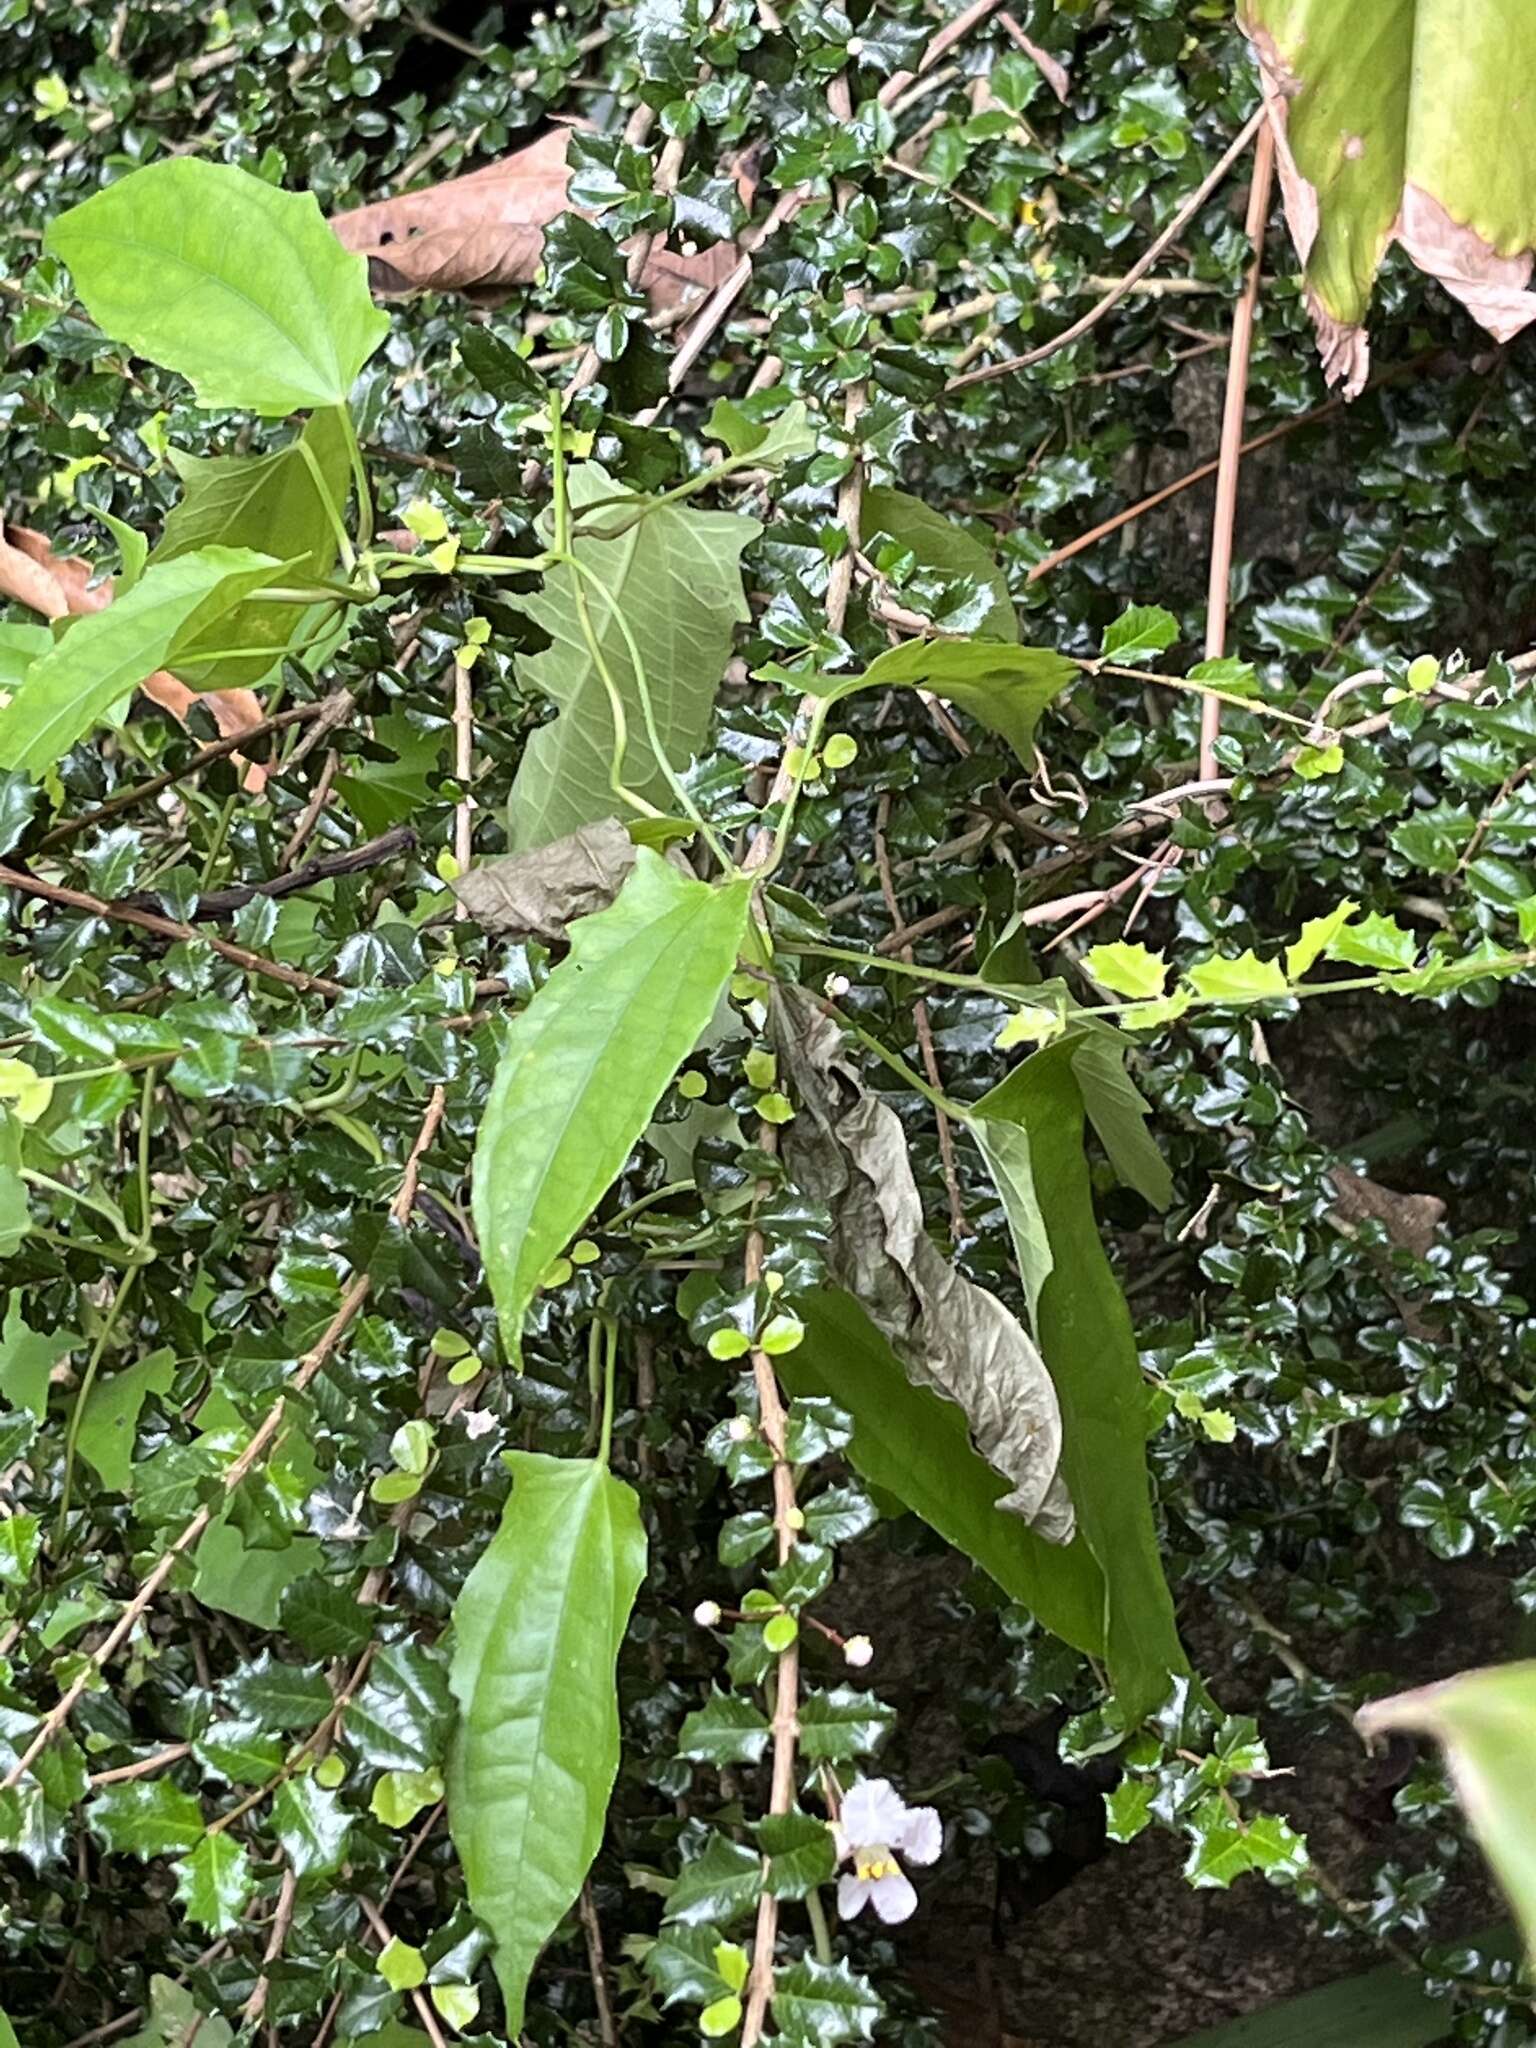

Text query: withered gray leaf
(451, 819), (637, 942)
(771, 984), (1072, 1542)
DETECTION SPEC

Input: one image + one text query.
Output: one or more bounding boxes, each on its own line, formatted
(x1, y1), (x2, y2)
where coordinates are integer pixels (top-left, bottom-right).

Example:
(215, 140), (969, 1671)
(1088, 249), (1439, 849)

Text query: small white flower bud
(843, 1634), (874, 1668)
(826, 973), (851, 997)
(846, 35), (865, 54)
(693, 1599), (723, 1628)
(727, 1415), (754, 1442)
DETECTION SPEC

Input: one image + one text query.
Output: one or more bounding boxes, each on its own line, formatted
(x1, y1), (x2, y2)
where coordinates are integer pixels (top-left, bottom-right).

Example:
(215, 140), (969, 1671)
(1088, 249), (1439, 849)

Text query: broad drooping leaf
(1239, 1), (1536, 395)
(770, 984), (1072, 1540)
(473, 853), (751, 1365)
(973, 1041), (1186, 1717)
(1358, 1662), (1536, 1960)
(447, 1451), (646, 2031)
(861, 485), (1019, 642)
(506, 465), (758, 850)
(76, 1348), (175, 1493)
(46, 159), (388, 414)
(785, 1290), (1107, 1659)
(783, 637), (1074, 766)
(151, 407), (351, 687)
(0, 548), (283, 776)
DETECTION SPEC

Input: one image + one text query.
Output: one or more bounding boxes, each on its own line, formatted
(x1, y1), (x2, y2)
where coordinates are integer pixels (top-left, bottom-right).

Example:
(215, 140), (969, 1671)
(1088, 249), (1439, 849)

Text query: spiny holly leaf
(646, 1924), (748, 2009)
(677, 1690), (772, 1767)
(1181, 1800), (1309, 1889)
(88, 1779), (205, 1859)
(662, 1832), (763, 1926)
(46, 159), (388, 413)
(1184, 950), (1291, 1004)
(796, 1688), (896, 1762)
(346, 1640), (454, 1773)
(772, 1957), (883, 2047)
(472, 853), (750, 1366)
(1083, 942), (1168, 1000)
(446, 1451), (646, 2032)
(758, 1811), (837, 1899)
(507, 463), (758, 850)
(174, 1831), (253, 1934)
(271, 1775), (351, 1878)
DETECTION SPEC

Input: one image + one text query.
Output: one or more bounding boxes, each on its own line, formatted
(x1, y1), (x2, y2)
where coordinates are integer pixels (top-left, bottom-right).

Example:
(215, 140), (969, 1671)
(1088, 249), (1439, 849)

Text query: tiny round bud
(785, 1506), (806, 1531)
(826, 973), (851, 998)
(846, 34), (865, 53)
(727, 1415), (755, 1442)
(693, 1599), (723, 1628)
(843, 1634), (874, 1668)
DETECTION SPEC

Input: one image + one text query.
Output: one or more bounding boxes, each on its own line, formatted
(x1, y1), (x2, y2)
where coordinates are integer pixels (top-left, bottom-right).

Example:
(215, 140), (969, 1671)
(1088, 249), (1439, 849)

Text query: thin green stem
(570, 450), (762, 538)
(824, 1001), (969, 1120)
(598, 1316), (617, 1467)
(57, 1267), (140, 1547)
(295, 433), (357, 575)
(804, 1887), (834, 1967)
(21, 1169), (140, 1249)
(565, 566), (667, 825)
(336, 403), (374, 551)
(603, 1179), (697, 1234)
(550, 387), (571, 559)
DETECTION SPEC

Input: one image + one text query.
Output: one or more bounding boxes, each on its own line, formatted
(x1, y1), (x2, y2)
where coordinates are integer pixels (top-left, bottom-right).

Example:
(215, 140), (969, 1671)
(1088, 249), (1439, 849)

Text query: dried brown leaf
(451, 819), (638, 942)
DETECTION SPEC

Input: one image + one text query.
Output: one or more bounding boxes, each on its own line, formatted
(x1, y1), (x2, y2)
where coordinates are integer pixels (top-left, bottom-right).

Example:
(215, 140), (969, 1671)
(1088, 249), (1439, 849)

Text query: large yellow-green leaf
(785, 637), (1075, 765)
(0, 548), (283, 775)
(447, 1451), (647, 2031)
(472, 852), (751, 1366)
(152, 407), (351, 688)
(785, 1290), (1107, 1659)
(973, 1041), (1186, 1718)
(46, 160), (388, 415)
(507, 466), (759, 851)
(1358, 1663), (1536, 1960)
(1240, 1), (1536, 393)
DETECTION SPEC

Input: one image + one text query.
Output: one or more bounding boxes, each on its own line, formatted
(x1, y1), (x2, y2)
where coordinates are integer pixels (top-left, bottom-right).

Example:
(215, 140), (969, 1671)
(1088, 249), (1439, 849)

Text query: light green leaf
(0, 1293), (78, 1421)
(1182, 1801), (1308, 1889)
(46, 159), (388, 414)
(972, 1043), (1186, 1718)
(705, 396), (817, 468)
(192, 1515), (322, 1629)
(76, 1347), (175, 1493)
(1240, 2), (1536, 377)
(1069, 1027), (1174, 1211)
(1358, 1661), (1536, 1959)
(861, 484), (1018, 642)
(1104, 1778), (1154, 1844)
(334, 711), (447, 836)
(92, 507), (148, 593)
(507, 464), (758, 850)
(152, 407), (351, 688)
(1083, 941), (1168, 1000)
(174, 1831), (253, 1934)
(473, 853), (750, 1365)
(371, 1766), (444, 1829)
(379, 1936), (428, 1992)
(0, 627), (51, 694)
(446, 1450), (647, 2032)
(1285, 898), (1361, 979)
(1184, 949), (1291, 1004)
(1102, 604), (1179, 662)
(969, 1115), (1053, 1324)
(786, 1290), (1105, 1657)
(430, 1984), (481, 2030)
(124, 1979), (234, 2048)
(1326, 911), (1419, 972)
(0, 547), (282, 775)
(0, 1515), (40, 1587)
(793, 638), (1073, 765)
(0, 2011), (16, 2048)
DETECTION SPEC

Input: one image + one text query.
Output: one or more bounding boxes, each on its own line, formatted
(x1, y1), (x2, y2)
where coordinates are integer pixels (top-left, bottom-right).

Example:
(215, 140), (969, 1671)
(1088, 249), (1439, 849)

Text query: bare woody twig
(580, 1879), (621, 2048)
(0, 1089), (445, 1793)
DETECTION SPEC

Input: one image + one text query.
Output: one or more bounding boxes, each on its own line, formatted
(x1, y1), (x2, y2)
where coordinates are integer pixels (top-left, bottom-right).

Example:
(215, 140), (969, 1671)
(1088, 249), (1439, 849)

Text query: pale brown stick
(0, 1090), (444, 1793)
(1198, 121), (1276, 780)
(87, 1741), (191, 1787)
(242, 1865), (299, 2026)
(452, 659), (474, 892)
(579, 1879), (621, 2048)
(877, 0), (1005, 106)
(946, 108), (1263, 392)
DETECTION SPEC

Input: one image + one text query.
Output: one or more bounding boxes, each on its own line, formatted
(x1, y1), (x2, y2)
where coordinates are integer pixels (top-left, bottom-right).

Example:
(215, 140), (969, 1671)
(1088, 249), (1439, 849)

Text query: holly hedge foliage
(3, 2), (1536, 2045)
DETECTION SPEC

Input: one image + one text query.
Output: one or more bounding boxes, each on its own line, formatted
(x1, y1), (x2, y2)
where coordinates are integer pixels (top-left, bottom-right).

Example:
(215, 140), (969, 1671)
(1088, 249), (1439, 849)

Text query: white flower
(693, 1599), (722, 1628)
(843, 1634), (873, 1669)
(834, 1778), (941, 1926)
(727, 1415), (754, 1442)
(462, 1408), (495, 1440)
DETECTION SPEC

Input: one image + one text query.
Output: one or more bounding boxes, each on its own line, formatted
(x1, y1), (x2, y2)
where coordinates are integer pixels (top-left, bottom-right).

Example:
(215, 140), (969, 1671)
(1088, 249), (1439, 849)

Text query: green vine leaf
(472, 852), (750, 1367)
(0, 548), (285, 776)
(507, 464), (759, 850)
(973, 1041), (1187, 1718)
(45, 160), (389, 414)
(783, 637), (1074, 765)
(861, 484), (1019, 642)
(76, 1348), (175, 1493)
(447, 1450), (647, 2033)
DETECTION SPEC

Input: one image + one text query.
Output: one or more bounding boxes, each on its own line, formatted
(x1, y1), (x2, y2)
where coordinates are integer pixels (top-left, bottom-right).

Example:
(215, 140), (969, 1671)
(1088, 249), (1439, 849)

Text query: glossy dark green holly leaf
(972, 1043), (1186, 1718)
(272, 1775), (352, 1878)
(785, 1292), (1106, 1659)
(662, 1832), (763, 1926)
(0, 548), (284, 775)
(772, 1957), (883, 2047)
(795, 1688), (896, 1762)
(220, 1653), (333, 1732)
(1180, 1798), (1309, 1890)
(46, 159), (389, 413)
(279, 1577), (375, 1659)
(346, 1640), (454, 1772)
(174, 1830), (252, 1934)
(446, 1451), (646, 2032)
(783, 638), (1073, 765)
(757, 1811), (837, 1899)
(677, 1689), (771, 1766)
(473, 854), (751, 1365)
(192, 1720), (286, 1788)
(645, 1924), (745, 2009)
(506, 466), (759, 849)
(862, 484), (1017, 641)
(88, 1779), (205, 1859)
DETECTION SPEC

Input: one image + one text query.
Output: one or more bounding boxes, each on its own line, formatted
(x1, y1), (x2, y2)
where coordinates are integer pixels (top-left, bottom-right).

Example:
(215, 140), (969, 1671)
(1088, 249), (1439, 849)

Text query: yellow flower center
(854, 1849), (899, 1882)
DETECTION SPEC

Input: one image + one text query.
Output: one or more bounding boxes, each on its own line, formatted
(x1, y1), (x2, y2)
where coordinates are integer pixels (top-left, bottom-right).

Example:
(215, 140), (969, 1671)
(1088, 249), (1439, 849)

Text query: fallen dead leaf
(330, 124), (749, 308)
(0, 520), (269, 788)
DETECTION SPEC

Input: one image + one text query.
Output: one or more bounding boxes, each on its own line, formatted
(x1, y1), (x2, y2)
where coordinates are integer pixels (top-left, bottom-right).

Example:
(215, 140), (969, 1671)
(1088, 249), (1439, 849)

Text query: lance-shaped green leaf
(447, 1451), (647, 2032)
(473, 852), (750, 1366)
(46, 159), (388, 414)
(1358, 1662), (1536, 1959)
(972, 1041), (1186, 1718)
(507, 464), (759, 850)
(785, 1290), (1106, 1659)
(862, 485), (1019, 642)
(1239, 2), (1536, 396)
(152, 407), (351, 688)
(776, 637), (1074, 765)
(0, 547), (283, 775)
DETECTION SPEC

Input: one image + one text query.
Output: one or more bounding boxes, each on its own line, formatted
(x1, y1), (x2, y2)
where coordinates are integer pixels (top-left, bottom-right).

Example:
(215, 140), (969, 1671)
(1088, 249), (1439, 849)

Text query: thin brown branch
(1199, 119), (1276, 781)
(86, 1741), (191, 1787)
(242, 1865), (299, 2027)
(127, 825), (415, 922)
(579, 1879), (621, 2048)
(357, 1897), (450, 2048)
(1, 1090), (444, 1792)
(946, 108), (1263, 392)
